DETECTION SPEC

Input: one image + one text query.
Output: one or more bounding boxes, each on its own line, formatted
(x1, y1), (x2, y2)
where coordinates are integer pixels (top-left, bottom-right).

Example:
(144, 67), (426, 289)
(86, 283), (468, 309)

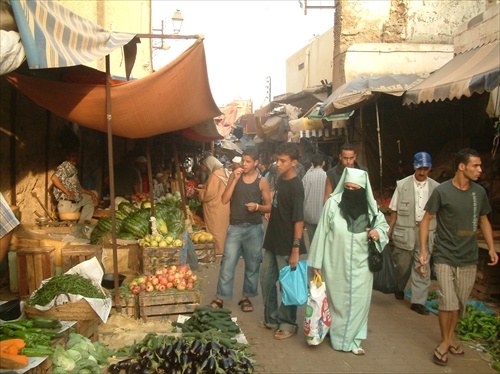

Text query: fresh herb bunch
(28, 274), (105, 306)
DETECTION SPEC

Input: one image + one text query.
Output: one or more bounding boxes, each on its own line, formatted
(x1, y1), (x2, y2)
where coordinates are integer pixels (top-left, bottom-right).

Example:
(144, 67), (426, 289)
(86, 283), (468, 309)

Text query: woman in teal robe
(309, 168), (389, 355)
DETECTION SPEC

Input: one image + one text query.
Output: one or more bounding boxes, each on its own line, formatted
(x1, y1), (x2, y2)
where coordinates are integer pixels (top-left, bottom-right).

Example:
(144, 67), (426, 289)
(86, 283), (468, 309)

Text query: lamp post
(144, 9), (200, 71)
(172, 9), (183, 34)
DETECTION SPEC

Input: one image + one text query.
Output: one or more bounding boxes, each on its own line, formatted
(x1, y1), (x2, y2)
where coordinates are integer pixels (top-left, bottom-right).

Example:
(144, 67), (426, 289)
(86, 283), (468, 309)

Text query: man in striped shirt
(303, 154), (327, 243)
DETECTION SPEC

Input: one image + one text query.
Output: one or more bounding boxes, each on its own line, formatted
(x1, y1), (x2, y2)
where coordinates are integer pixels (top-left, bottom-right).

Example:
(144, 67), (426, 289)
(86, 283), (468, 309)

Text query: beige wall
(286, 29), (334, 94)
(344, 42), (453, 81)
(454, 2), (499, 53)
(61, 0), (152, 79)
(331, 0), (489, 89)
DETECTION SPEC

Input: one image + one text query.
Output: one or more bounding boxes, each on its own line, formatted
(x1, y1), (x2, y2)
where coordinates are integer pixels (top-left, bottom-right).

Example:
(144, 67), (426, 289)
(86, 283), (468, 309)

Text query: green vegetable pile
(0, 316), (63, 356)
(27, 274), (105, 306)
(51, 330), (113, 374)
(172, 306), (241, 339)
(456, 305), (500, 371)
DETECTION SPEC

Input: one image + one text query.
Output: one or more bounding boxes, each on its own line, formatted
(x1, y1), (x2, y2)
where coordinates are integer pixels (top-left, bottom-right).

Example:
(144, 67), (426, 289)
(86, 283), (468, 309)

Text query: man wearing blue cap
(388, 152), (439, 315)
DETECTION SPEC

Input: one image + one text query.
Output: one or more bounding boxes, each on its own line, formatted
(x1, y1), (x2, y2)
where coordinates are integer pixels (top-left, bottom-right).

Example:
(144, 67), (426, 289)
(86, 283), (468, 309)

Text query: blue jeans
(216, 223), (263, 300)
(260, 249), (298, 333)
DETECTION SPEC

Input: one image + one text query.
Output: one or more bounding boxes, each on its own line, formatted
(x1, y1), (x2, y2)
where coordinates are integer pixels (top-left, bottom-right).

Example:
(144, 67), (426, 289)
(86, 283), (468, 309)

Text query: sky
(152, 0), (335, 108)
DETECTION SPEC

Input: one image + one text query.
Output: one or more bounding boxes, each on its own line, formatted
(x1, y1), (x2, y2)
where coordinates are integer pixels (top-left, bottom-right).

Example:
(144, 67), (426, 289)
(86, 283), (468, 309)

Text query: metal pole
(105, 55), (121, 312)
(375, 100), (383, 195)
(146, 140), (155, 217)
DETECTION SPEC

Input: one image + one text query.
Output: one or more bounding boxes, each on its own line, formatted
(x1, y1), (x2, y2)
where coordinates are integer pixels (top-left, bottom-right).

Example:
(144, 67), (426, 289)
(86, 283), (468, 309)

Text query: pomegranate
(131, 286), (142, 295)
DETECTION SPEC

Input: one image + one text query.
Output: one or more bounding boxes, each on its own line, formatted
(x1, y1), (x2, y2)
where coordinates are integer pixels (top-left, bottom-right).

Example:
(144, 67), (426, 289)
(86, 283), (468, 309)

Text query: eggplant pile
(107, 333), (254, 374)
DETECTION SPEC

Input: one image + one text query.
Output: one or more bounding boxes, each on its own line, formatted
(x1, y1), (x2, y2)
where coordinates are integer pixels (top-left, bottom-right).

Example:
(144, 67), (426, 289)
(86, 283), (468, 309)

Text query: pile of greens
(28, 274), (105, 306)
(51, 330), (112, 373)
(456, 305), (500, 371)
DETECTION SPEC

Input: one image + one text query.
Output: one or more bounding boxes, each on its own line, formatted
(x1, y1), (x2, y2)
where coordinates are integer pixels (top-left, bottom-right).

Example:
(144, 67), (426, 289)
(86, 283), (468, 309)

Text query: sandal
(258, 320), (278, 330)
(238, 298), (253, 312)
(210, 299), (223, 308)
(432, 347), (448, 366)
(448, 344), (464, 356)
(351, 347), (365, 355)
(273, 329), (296, 340)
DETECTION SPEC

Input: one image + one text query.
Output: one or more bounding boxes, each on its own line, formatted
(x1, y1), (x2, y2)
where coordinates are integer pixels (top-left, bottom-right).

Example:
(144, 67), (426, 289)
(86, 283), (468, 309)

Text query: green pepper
(0, 322), (28, 330)
(20, 346), (55, 357)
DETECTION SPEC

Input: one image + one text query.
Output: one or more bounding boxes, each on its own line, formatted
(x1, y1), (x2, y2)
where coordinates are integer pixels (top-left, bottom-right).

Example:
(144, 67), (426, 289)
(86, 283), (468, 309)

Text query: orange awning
(7, 39), (222, 139)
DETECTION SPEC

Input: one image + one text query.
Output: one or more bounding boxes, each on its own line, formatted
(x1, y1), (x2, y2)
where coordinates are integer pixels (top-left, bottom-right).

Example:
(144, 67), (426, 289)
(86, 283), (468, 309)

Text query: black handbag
(367, 216), (383, 272)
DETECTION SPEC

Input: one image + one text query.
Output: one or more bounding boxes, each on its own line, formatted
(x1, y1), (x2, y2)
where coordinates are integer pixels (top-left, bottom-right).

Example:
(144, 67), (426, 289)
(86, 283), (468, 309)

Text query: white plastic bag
(304, 274), (331, 346)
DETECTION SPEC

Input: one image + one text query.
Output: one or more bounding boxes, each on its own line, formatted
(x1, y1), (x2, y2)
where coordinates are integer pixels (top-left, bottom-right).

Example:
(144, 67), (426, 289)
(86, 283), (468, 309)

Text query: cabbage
(52, 345), (76, 371)
(66, 349), (82, 363)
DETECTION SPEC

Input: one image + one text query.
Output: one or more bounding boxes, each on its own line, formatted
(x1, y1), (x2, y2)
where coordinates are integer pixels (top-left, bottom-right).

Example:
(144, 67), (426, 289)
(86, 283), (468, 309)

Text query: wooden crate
(61, 244), (102, 272)
(111, 293), (139, 319)
(17, 247), (56, 298)
(194, 241), (215, 263)
(472, 247), (500, 300)
(140, 246), (181, 274)
(75, 318), (101, 341)
(138, 289), (201, 322)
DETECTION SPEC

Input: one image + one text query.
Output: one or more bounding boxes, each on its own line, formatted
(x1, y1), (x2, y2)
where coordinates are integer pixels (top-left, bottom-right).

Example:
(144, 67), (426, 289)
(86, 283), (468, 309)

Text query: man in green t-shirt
(419, 148), (498, 366)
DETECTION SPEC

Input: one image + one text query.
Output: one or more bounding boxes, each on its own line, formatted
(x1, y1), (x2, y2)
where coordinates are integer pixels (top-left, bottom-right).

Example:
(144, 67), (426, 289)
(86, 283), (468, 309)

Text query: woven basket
(24, 292), (106, 321)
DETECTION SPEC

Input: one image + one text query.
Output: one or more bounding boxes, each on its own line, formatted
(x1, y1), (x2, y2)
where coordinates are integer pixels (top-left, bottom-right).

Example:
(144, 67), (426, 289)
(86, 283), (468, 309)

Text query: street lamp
(172, 9), (183, 35)
(152, 9), (184, 51)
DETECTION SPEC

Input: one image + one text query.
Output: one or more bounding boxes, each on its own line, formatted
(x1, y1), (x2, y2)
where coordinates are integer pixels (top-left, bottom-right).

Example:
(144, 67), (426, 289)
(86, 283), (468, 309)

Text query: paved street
(196, 258), (497, 374)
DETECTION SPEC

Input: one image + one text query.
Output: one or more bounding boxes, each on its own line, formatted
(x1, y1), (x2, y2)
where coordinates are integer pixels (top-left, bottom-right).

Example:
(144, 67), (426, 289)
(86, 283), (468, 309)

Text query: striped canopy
(10, 0), (136, 69)
(403, 41), (500, 105)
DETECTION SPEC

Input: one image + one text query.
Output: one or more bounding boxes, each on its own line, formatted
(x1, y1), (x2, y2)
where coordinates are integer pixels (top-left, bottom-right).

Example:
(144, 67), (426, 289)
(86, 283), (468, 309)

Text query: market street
(196, 258), (497, 374)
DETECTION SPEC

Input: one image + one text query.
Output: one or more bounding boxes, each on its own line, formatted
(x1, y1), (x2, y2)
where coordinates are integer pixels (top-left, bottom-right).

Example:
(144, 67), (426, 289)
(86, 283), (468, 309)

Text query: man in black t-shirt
(260, 143), (305, 340)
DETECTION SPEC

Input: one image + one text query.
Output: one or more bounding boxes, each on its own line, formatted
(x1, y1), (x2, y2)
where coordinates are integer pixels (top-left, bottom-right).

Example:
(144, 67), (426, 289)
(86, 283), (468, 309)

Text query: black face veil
(340, 187), (368, 221)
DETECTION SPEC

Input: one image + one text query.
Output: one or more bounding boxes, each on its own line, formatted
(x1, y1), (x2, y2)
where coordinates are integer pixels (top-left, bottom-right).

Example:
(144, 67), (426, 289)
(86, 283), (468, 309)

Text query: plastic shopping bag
(279, 260), (308, 306)
(373, 244), (398, 294)
(304, 274), (331, 345)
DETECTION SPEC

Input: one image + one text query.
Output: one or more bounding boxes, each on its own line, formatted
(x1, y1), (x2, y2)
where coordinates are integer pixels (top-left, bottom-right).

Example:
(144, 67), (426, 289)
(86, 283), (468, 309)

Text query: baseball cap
(413, 152), (432, 168)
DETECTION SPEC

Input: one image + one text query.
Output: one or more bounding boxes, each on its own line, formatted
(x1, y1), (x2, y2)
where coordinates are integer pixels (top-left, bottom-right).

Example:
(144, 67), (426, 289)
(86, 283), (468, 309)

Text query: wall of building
(344, 42), (453, 81)
(454, 2), (499, 53)
(62, 0), (152, 79)
(331, 0), (489, 88)
(286, 29), (334, 94)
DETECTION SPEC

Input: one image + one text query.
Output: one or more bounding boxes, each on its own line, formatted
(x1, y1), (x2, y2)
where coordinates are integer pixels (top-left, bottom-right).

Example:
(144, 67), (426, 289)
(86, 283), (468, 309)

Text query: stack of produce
(109, 329), (254, 373)
(0, 316), (64, 370)
(128, 265), (199, 294)
(456, 305), (500, 371)
(51, 331), (113, 373)
(27, 274), (106, 307)
(90, 197), (185, 245)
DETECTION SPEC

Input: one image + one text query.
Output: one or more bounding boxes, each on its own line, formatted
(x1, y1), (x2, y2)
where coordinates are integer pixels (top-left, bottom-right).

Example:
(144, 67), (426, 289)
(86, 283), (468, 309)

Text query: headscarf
(332, 168), (378, 217)
(202, 156), (223, 174)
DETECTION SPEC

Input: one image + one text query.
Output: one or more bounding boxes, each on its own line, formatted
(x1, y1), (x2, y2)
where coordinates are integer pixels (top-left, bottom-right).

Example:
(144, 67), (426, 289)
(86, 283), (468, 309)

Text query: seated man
(51, 148), (98, 224)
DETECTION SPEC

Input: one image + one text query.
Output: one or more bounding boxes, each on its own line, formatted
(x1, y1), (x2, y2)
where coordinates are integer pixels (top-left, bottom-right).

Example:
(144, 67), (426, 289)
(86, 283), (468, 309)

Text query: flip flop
(238, 298), (254, 312)
(448, 345), (465, 356)
(258, 320), (278, 331)
(210, 299), (223, 308)
(274, 329), (296, 340)
(432, 347), (448, 366)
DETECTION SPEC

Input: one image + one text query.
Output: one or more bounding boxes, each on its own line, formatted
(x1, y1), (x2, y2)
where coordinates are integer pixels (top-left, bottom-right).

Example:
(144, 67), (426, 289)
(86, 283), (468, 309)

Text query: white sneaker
(352, 347), (365, 355)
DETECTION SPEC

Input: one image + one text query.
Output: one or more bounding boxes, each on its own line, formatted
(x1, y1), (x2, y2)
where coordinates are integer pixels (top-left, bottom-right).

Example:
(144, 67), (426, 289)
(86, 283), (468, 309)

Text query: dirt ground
(97, 313), (179, 351)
